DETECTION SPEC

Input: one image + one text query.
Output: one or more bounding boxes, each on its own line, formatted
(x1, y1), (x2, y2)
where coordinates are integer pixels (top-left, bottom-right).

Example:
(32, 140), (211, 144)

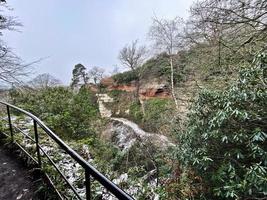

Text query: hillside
(1, 0), (266, 199)
(98, 52), (209, 132)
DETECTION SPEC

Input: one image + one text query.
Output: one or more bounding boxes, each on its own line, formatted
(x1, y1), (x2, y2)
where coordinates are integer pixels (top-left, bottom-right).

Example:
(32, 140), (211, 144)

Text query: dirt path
(0, 145), (39, 200)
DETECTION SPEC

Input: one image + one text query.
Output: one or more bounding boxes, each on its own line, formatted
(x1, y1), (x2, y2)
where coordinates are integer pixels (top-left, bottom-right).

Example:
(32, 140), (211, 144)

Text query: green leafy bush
(176, 54), (267, 199)
(112, 70), (138, 84)
(9, 87), (99, 139)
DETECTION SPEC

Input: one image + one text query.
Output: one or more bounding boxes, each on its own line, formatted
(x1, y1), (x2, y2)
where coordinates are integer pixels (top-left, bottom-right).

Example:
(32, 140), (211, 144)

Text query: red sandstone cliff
(100, 77), (170, 99)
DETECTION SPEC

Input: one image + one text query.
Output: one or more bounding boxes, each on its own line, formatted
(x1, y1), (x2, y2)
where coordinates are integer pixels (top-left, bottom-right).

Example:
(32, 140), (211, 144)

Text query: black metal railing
(0, 101), (134, 200)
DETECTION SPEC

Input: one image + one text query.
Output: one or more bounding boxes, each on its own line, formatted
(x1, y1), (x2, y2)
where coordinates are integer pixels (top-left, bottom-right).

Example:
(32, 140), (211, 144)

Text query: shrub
(9, 87), (100, 139)
(112, 70), (138, 84)
(176, 54), (267, 199)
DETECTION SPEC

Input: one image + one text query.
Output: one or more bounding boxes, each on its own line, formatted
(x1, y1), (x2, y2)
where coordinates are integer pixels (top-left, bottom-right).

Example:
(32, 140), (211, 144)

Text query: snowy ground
(2, 114), (165, 199)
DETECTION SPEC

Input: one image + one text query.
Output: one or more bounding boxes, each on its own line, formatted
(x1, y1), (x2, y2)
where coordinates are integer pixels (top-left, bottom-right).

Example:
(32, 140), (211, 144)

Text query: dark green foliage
(112, 70), (138, 84)
(70, 63), (88, 88)
(9, 87), (99, 139)
(176, 54), (267, 199)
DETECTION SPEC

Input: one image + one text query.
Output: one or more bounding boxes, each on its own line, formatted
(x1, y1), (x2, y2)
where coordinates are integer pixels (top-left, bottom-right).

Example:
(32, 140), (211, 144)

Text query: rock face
(101, 120), (137, 151)
(101, 77), (136, 92)
(96, 93), (114, 117)
(100, 77), (170, 99)
(100, 77), (115, 86)
(139, 79), (170, 99)
(96, 93), (174, 151)
(102, 118), (174, 152)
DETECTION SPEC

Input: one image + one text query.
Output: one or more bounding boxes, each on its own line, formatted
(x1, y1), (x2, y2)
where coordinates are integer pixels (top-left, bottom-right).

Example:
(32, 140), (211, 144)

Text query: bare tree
(88, 66), (105, 85)
(186, 0), (267, 72)
(190, 0), (267, 47)
(0, 4), (22, 35)
(28, 73), (62, 89)
(0, 3), (33, 86)
(149, 17), (184, 110)
(118, 40), (147, 99)
(0, 45), (32, 85)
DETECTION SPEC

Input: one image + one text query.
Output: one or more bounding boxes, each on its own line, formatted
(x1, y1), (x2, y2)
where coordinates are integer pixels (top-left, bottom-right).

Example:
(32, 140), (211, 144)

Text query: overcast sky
(4, 0), (194, 84)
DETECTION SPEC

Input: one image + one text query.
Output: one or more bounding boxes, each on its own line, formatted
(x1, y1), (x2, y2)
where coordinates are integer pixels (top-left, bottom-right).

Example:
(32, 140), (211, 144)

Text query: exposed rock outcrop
(139, 79), (170, 99)
(96, 93), (174, 151)
(96, 93), (114, 117)
(102, 118), (174, 152)
(100, 77), (170, 99)
(101, 77), (136, 92)
(100, 77), (115, 86)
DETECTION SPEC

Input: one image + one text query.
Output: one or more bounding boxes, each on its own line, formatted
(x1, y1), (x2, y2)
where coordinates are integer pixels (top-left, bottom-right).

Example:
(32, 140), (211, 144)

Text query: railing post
(33, 120), (42, 167)
(85, 169), (91, 200)
(6, 105), (14, 142)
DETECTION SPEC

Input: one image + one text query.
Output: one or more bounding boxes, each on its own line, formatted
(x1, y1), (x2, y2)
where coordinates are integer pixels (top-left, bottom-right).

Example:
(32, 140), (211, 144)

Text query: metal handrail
(0, 101), (134, 200)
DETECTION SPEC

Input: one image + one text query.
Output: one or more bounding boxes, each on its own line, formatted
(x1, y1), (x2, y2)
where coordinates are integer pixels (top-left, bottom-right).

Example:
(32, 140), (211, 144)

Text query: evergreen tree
(70, 63), (88, 88)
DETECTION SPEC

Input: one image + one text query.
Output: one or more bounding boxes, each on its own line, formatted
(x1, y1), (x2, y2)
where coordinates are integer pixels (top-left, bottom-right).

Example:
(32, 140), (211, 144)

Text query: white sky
(3, 0), (194, 84)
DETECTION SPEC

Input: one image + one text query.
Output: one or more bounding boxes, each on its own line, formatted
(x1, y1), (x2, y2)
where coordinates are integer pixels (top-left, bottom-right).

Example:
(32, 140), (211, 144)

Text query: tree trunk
(134, 72), (141, 105)
(136, 78), (140, 100)
(140, 98), (145, 116)
(170, 56), (179, 110)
